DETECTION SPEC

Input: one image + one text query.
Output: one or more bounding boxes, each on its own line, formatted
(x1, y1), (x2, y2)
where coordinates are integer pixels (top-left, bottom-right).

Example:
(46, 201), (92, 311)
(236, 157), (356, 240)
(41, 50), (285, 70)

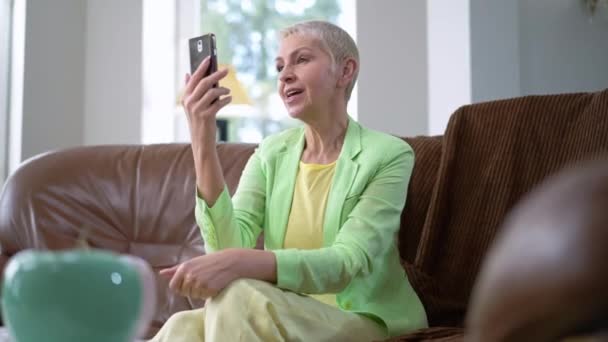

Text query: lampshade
(176, 64), (252, 106)
(218, 64), (252, 105)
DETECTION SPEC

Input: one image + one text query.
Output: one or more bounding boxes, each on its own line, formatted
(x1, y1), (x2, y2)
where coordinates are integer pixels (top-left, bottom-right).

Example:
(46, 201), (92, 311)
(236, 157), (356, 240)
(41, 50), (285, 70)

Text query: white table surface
(0, 328), (146, 342)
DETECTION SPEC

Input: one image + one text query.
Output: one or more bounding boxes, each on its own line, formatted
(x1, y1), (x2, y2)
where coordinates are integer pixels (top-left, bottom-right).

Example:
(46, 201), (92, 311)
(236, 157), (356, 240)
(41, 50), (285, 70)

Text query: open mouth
(285, 89), (304, 99)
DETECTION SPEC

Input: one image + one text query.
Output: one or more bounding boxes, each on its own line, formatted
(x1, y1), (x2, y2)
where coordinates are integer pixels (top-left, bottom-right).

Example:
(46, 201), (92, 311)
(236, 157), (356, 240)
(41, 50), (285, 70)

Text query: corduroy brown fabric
(400, 136), (443, 265)
(414, 89), (608, 326)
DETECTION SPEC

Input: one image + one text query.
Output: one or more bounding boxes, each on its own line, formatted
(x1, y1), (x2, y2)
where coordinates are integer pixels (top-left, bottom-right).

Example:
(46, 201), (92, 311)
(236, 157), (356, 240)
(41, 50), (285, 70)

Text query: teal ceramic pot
(1, 250), (156, 342)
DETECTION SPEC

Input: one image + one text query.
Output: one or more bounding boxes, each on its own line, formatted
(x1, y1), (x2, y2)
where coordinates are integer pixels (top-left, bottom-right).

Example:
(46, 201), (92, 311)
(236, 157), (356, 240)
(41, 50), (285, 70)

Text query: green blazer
(195, 118), (428, 336)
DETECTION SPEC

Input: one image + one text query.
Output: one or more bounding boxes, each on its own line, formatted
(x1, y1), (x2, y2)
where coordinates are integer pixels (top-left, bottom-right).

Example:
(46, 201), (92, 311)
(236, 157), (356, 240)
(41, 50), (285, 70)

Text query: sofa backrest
(414, 89), (608, 326)
(0, 144), (203, 335)
(399, 136), (443, 264)
(0, 136), (439, 336)
(0, 143), (260, 333)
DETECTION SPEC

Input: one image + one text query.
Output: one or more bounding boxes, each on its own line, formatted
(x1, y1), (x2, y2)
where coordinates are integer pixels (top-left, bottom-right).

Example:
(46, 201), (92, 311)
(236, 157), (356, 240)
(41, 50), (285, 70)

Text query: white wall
(470, 0), (520, 103)
(427, 0), (608, 136)
(84, 0), (143, 145)
(7, 0), (24, 176)
(141, 0), (177, 144)
(0, 0), (11, 181)
(356, 0), (428, 138)
(519, 0), (608, 95)
(8, 0), (144, 174)
(469, 0), (608, 100)
(427, 0), (471, 136)
(19, 0), (86, 161)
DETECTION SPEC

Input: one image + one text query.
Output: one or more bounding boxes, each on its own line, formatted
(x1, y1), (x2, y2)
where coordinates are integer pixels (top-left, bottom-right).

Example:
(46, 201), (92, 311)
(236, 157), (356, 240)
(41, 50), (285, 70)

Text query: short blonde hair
(280, 20), (359, 103)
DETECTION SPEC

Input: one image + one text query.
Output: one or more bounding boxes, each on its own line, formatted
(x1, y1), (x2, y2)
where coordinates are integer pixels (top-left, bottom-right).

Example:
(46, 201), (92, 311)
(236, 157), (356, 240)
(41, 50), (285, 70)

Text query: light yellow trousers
(150, 279), (387, 342)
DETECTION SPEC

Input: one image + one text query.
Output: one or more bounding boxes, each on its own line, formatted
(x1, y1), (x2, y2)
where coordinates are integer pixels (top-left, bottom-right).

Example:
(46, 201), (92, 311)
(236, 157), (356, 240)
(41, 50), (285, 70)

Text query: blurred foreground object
(1, 250), (156, 342)
(467, 159), (608, 341)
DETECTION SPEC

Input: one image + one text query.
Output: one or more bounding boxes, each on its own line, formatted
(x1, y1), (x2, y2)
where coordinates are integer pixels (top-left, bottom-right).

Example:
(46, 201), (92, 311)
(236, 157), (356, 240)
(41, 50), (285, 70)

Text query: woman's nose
(279, 66), (295, 83)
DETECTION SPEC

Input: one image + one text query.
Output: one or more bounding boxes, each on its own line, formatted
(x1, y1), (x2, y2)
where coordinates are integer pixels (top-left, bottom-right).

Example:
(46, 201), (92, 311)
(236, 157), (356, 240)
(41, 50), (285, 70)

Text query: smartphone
(188, 33), (218, 82)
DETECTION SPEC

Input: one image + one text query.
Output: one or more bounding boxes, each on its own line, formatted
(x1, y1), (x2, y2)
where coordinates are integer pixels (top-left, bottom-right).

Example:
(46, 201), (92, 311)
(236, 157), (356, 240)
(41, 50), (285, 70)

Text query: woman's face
(275, 34), (339, 120)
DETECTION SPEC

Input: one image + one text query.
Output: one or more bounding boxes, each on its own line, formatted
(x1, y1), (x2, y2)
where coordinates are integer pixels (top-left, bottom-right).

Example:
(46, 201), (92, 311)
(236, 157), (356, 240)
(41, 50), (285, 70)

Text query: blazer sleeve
(272, 142), (414, 294)
(194, 148), (266, 252)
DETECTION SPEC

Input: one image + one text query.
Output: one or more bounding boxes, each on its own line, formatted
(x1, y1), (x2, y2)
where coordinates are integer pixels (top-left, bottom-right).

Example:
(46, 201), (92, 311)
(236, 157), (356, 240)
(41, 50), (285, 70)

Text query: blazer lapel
(323, 118), (362, 246)
(267, 130), (305, 249)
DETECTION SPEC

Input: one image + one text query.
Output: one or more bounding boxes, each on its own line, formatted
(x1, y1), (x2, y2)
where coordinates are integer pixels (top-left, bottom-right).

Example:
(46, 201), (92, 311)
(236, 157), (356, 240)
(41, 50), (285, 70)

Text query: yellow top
(283, 160), (337, 307)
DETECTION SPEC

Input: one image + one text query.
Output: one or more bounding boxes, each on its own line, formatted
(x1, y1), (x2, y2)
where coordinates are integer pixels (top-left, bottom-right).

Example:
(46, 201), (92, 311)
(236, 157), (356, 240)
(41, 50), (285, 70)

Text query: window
(175, 0), (356, 143)
(1, 0), (13, 182)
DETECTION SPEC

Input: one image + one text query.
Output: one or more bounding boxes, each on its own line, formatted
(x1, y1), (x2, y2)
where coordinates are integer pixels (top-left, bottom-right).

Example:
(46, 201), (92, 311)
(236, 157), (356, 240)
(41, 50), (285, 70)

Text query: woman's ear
(338, 57), (358, 88)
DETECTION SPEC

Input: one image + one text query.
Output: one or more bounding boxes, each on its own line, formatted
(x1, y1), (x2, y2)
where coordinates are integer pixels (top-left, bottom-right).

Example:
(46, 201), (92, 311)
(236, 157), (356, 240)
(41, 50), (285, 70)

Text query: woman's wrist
(232, 249), (277, 283)
(190, 122), (219, 161)
(190, 120), (216, 143)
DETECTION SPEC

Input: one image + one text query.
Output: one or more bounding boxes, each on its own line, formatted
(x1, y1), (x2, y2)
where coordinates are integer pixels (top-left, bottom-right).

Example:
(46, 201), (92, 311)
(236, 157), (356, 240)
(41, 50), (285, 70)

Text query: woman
(151, 20), (427, 341)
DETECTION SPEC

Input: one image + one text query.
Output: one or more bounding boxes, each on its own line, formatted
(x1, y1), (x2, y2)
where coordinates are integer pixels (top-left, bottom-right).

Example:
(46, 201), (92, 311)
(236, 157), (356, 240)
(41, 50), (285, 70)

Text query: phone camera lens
(197, 40), (203, 53)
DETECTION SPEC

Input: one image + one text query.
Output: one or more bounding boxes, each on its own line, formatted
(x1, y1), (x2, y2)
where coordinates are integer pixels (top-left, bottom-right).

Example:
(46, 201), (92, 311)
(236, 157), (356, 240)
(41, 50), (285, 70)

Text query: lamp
(218, 64), (252, 106)
(175, 63), (258, 142)
(176, 64), (252, 107)
(215, 64), (257, 142)
(216, 63), (258, 121)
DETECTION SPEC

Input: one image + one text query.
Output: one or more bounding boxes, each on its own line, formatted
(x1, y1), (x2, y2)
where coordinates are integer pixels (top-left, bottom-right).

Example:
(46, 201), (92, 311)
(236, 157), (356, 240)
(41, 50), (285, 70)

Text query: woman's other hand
(181, 56), (232, 140)
(159, 249), (242, 299)
(159, 249), (277, 299)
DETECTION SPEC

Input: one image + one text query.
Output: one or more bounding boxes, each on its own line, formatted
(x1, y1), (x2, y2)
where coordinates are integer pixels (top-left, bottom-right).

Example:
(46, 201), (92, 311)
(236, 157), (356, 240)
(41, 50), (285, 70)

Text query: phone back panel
(188, 34), (217, 75)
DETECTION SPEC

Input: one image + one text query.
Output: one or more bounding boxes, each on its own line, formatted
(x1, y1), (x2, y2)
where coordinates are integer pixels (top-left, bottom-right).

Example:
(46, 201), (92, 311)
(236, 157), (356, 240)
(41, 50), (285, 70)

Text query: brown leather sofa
(1, 89), (607, 341)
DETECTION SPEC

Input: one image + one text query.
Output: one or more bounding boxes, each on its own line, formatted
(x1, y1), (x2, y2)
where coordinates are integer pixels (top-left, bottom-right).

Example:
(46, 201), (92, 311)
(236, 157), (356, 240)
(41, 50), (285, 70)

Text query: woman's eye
(276, 65), (284, 72)
(297, 56), (309, 63)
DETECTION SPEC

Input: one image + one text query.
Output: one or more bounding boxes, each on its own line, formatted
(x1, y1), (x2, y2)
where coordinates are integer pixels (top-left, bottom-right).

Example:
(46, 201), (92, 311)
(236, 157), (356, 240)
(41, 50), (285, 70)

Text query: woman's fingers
(188, 286), (199, 299)
(180, 274), (193, 297)
(180, 66), (231, 128)
(182, 71), (231, 118)
(185, 56), (210, 93)
(159, 265), (178, 278)
(214, 95), (233, 112)
(190, 286), (207, 300)
(166, 262), (206, 298)
(182, 278), (213, 299)
(186, 89), (231, 122)
(168, 265), (186, 294)
(190, 68), (229, 101)
(196, 87), (231, 109)
(163, 254), (236, 299)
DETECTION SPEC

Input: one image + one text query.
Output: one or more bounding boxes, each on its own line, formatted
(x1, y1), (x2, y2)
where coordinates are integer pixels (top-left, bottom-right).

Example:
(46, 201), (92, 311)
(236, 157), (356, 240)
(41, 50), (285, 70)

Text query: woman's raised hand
(182, 56), (232, 138)
(184, 57), (230, 209)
